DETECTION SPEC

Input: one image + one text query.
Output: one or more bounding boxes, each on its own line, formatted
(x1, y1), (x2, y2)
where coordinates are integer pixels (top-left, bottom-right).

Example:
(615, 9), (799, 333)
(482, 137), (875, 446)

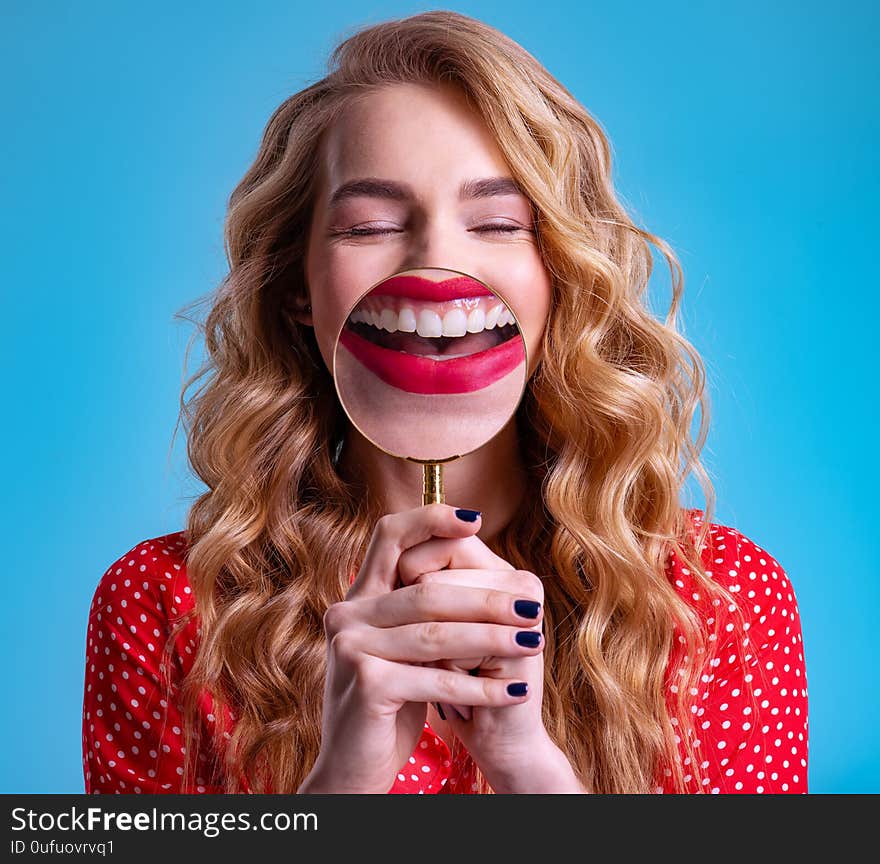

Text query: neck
(337, 415), (527, 546)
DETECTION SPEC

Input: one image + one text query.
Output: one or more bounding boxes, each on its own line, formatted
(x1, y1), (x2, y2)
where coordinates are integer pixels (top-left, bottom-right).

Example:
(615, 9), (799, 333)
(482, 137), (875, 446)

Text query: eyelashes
(336, 224), (529, 237)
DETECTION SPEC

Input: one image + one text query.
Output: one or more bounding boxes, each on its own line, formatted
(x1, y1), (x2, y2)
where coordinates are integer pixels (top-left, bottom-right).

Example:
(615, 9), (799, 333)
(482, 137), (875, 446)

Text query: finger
(397, 533), (514, 586)
(435, 657), (486, 721)
(346, 620), (545, 664)
(358, 582), (544, 629)
(428, 657), (487, 675)
(378, 661), (530, 710)
(446, 649), (542, 720)
(403, 567), (545, 606)
(348, 503), (482, 600)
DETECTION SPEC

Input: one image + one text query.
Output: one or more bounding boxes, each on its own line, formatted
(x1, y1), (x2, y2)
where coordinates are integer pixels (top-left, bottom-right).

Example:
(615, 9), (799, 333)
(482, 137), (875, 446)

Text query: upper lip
(371, 274), (494, 302)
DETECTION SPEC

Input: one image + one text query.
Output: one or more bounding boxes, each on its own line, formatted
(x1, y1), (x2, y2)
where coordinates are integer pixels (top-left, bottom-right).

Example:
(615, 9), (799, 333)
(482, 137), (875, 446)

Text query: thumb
(348, 503), (482, 599)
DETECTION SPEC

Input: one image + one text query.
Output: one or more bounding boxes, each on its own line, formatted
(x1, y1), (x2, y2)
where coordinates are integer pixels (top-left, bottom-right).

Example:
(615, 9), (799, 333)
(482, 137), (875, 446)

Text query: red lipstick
(340, 273), (524, 394)
(339, 326), (524, 394)
(372, 274), (494, 303)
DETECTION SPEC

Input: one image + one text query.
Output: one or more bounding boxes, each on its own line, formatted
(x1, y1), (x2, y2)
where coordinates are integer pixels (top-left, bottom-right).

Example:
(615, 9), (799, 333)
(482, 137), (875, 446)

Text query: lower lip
(338, 327), (525, 394)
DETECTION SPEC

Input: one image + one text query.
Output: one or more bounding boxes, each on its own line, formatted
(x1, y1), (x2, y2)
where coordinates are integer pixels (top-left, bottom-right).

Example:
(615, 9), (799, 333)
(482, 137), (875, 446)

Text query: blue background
(3, 1), (876, 793)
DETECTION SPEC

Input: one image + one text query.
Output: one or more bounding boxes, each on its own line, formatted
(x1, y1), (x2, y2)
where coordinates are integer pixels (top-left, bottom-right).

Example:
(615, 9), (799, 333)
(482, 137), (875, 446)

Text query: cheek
(309, 258), (390, 366)
(508, 260), (552, 376)
(504, 257), (552, 329)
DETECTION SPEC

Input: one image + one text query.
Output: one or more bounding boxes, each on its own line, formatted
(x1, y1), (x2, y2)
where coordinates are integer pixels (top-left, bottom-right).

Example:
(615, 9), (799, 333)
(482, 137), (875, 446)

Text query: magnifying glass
(332, 266), (528, 505)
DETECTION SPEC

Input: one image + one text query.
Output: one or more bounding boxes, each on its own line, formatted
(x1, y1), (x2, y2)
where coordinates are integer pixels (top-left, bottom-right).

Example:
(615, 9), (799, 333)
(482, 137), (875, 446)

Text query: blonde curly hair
(166, 10), (736, 794)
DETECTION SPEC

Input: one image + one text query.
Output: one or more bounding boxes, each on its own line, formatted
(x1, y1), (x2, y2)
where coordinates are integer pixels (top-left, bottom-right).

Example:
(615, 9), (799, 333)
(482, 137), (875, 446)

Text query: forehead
(319, 84), (515, 196)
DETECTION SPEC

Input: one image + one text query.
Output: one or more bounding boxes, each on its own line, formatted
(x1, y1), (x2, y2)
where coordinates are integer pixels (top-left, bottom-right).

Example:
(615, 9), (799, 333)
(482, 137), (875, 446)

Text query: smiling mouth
(345, 297), (520, 359)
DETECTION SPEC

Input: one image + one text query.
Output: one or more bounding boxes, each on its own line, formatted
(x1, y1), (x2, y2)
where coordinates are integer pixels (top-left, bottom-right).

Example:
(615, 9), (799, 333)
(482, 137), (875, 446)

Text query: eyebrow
(328, 176), (526, 207)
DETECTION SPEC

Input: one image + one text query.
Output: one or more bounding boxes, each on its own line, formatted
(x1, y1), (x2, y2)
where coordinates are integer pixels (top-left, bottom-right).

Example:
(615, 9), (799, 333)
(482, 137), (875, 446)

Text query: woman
(81, 10), (808, 794)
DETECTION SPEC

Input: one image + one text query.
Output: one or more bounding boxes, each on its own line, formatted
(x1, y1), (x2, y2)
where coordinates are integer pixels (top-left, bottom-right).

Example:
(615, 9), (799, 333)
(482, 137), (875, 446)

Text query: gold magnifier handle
(422, 462), (444, 505)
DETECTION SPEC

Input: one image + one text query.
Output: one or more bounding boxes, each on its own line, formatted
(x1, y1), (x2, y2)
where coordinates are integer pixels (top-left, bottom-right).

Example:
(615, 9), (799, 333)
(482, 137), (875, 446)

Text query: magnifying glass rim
(330, 265), (530, 463)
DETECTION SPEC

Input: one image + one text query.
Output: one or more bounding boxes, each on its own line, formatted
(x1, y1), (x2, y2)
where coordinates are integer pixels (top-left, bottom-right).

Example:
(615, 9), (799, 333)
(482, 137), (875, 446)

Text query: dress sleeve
(81, 540), (223, 794)
(680, 523), (809, 793)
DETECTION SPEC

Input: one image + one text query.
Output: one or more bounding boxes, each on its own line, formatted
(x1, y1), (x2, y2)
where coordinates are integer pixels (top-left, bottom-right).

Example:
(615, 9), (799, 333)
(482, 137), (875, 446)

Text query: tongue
(380, 329), (502, 357)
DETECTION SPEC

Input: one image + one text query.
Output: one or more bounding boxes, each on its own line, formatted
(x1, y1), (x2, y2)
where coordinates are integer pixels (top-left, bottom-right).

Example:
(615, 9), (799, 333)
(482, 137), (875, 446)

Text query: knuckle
(483, 588), (503, 620)
(375, 513), (396, 539)
(322, 601), (348, 638)
(374, 514), (405, 557)
(409, 580), (434, 610)
(351, 654), (381, 691)
(328, 629), (358, 664)
(419, 620), (444, 649)
(435, 668), (459, 699)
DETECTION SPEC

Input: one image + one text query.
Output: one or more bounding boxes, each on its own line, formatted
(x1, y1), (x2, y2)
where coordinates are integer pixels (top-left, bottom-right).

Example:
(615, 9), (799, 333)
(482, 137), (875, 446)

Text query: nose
(398, 218), (475, 277)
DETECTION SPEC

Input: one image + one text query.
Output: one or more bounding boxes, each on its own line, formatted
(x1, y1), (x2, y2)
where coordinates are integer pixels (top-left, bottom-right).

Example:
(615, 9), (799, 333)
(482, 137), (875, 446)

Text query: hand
(395, 526), (550, 791)
(301, 503), (538, 794)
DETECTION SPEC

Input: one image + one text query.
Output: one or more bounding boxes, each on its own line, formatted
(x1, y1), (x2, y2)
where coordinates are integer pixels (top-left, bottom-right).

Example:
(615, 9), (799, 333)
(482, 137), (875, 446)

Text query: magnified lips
(339, 321), (525, 394)
(338, 274), (526, 394)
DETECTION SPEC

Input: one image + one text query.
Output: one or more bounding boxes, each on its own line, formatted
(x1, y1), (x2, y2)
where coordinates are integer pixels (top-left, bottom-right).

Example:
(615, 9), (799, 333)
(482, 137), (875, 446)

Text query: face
(302, 82), (552, 383)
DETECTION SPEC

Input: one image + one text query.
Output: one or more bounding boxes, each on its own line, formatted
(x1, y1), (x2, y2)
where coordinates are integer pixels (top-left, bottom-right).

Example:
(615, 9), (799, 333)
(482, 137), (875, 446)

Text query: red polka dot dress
(81, 509), (808, 794)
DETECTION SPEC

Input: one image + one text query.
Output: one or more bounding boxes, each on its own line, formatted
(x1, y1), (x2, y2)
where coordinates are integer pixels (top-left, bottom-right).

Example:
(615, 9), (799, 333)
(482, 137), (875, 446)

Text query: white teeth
(466, 307), (486, 333)
(484, 305), (502, 329)
(441, 308), (469, 337)
(350, 301), (514, 335)
(416, 309), (443, 338)
(380, 308), (398, 332)
(397, 307), (417, 333)
(424, 353), (474, 361)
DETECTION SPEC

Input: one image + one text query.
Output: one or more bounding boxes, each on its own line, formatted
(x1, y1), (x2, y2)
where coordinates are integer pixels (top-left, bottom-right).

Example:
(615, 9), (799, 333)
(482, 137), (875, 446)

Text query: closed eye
(473, 224), (527, 234)
(337, 224), (529, 237)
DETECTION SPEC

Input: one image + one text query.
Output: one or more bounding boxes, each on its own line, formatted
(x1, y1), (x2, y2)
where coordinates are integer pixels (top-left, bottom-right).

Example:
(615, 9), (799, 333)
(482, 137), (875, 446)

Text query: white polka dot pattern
(660, 510), (808, 793)
(81, 510), (807, 794)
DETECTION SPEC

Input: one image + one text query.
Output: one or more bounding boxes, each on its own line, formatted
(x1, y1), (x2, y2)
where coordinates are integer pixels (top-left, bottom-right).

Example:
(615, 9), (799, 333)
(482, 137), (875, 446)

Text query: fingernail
(434, 702), (446, 721)
(514, 599), (540, 619)
(454, 508), (481, 522)
(507, 682), (528, 697)
(515, 630), (541, 647)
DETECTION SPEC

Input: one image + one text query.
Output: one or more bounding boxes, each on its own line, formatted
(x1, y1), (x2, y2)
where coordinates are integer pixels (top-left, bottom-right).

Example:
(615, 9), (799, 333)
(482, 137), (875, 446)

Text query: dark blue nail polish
(516, 630), (541, 647)
(514, 599), (540, 619)
(454, 508), (481, 522)
(507, 682), (528, 697)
